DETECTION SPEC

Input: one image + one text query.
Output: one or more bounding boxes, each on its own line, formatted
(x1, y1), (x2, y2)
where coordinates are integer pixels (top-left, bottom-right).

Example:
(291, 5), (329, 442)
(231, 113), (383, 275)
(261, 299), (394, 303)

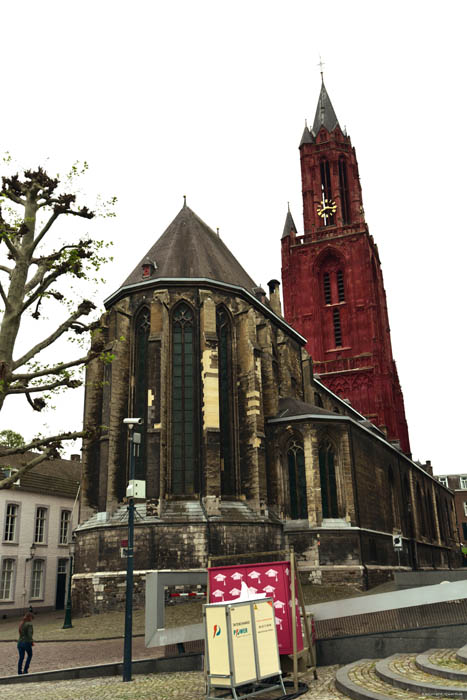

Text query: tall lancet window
(134, 307), (150, 480)
(319, 441), (338, 518)
(172, 303), (198, 495)
(287, 438), (308, 519)
(217, 307), (235, 496)
(338, 158), (351, 224)
(320, 159), (335, 226)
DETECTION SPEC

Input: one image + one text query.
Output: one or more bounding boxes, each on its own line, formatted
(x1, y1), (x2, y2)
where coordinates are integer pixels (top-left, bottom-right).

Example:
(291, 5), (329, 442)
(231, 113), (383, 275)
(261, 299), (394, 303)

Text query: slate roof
(118, 205), (258, 295)
(273, 397), (337, 420)
(312, 79), (340, 136)
(0, 450), (81, 499)
(282, 209), (298, 239)
(299, 125), (314, 147)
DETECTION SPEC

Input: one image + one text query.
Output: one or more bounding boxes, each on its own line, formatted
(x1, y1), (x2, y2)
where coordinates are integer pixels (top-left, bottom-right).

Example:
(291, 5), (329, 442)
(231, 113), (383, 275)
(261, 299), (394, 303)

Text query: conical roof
(312, 79), (340, 136)
(119, 205), (257, 293)
(282, 209), (297, 239)
(299, 124), (314, 147)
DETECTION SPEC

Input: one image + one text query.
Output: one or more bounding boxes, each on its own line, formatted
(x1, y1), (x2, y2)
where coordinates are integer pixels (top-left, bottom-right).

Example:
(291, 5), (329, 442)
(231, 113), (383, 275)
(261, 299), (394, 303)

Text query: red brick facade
(281, 82), (410, 453)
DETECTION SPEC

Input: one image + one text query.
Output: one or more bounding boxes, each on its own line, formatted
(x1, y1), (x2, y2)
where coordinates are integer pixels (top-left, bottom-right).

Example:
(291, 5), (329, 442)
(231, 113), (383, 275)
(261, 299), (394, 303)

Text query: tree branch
(31, 210), (60, 252)
(0, 427), (94, 489)
(0, 280), (8, 307)
(12, 352), (96, 381)
(13, 300), (95, 370)
(0, 232), (18, 259)
(0, 264), (12, 275)
(8, 377), (82, 394)
(21, 266), (65, 313)
(0, 449), (54, 488)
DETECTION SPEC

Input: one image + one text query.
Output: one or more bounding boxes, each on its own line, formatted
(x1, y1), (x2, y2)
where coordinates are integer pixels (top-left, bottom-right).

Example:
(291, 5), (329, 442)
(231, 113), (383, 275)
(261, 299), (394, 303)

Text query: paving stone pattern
(0, 667), (347, 700)
(388, 654), (467, 688)
(0, 637), (162, 678)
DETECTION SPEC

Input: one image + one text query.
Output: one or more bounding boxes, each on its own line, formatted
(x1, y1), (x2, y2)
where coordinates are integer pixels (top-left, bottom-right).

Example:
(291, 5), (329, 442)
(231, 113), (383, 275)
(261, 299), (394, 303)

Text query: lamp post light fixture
(62, 536), (76, 629)
(29, 543), (36, 560)
(122, 417), (143, 683)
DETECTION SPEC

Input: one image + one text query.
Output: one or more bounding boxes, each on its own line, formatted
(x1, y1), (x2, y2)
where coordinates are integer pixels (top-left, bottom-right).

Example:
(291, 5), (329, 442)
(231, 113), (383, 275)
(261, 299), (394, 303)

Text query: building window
(438, 476), (448, 487)
(319, 160), (335, 226)
(172, 302), (198, 495)
(464, 502), (467, 517)
(133, 306), (150, 480)
(319, 442), (339, 518)
(34, 507), (47, 544)
(323, 272), (331, 304)
(3, 504), (18, 542)
(217, 307), (235, 496)
(337, 270), (345, 302)
(287, 439), (308, 520)
(333, 308), (342, 347)
(314, 392), (323, 408)
(460, 476), (467, 489)
(463, 523), (467, 540)
(416, 483), (427, 536)
(338, 158), (350, 224)
(0, 558), (15, 599)
(59, 511), (71, 545)
(31, 559), (44, 599)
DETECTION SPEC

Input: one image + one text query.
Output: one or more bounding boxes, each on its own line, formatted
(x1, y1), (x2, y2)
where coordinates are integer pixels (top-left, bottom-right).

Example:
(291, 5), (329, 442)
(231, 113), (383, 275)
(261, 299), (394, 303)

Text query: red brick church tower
(281, 77), (411, 454)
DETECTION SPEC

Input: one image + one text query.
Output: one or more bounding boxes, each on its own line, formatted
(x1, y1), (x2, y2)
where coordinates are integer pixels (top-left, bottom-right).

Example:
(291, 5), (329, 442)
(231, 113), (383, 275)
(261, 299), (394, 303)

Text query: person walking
(17, 612), (34, 674)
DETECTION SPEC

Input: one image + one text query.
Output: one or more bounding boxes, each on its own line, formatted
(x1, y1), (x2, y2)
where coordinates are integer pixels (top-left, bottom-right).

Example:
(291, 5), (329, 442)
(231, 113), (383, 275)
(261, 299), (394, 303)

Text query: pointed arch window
(323, 272), (331, 304)
(320, 159), (335, 226)
(287, 438), (308, 519)
(217, 307), (235, 496)
(337, 270), (345, 302)
(338, 157), (351, 224)
(416, 483), (426, 536)
(172, 303), (198, 495)
(134, 307), (150, 480)
(388, 467), (397, 530)
(314, 392), (323, 408)
(333, 308), (342, 347)
(319, 442), (339, 518)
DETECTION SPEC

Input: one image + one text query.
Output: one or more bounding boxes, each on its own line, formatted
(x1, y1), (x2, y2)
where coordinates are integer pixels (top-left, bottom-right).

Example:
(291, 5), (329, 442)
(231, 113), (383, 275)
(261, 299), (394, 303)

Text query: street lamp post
(62, 537), (76, 629)
(122, 417), (142, 683)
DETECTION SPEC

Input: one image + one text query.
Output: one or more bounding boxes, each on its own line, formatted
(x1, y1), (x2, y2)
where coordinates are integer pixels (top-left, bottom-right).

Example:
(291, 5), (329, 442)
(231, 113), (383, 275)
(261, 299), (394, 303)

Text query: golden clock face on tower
(317, 199), (337, 218)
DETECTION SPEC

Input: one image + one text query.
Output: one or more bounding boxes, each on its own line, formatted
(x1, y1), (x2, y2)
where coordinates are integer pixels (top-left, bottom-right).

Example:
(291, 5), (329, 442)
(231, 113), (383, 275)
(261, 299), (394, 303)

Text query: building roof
(312, 79), (340, 136)
(275, 397), (336, 419)
(299, 124), (314, 147)
(282, 209), (298, 239)
(0, 450), (81, 499)
(118, 205), (258, 296)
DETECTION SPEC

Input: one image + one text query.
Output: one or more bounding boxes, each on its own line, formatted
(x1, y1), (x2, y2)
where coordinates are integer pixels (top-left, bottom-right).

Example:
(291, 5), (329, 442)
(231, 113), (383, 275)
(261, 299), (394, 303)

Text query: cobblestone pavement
(0, 666), (346, 699)
(347, 659), (440, 699)
(428, 649), (467, 670)
(0, 636), (163, 678)
(389, 653), (467, 688)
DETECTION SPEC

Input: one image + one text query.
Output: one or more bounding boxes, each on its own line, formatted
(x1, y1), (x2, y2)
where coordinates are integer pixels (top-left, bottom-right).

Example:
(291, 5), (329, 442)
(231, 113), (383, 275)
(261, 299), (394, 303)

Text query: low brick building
(73, 204), (458, 613)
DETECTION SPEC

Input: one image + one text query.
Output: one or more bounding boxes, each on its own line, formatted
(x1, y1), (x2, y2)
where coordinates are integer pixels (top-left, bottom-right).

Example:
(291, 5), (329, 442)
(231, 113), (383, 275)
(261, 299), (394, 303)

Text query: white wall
(0, 489), (78, 616)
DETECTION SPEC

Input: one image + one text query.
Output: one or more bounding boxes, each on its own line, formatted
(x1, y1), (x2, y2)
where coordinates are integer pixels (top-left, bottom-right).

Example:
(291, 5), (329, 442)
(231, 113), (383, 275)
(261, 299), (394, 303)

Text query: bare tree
(0, 164), (113, 487)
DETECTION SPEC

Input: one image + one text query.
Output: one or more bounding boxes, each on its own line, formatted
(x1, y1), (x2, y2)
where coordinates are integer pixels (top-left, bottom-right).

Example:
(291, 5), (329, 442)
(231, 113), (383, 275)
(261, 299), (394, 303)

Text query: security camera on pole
(122, 417), (144, 683)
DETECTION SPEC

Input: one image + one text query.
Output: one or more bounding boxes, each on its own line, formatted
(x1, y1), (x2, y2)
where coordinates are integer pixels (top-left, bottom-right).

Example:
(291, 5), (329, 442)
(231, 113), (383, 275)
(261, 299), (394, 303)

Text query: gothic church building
(74, 81), (458, 610)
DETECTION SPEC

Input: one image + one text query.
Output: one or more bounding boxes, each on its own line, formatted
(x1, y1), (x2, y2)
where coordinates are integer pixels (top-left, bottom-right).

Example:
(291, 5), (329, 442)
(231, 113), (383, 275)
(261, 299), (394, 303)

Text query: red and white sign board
(208, 560), (303, 655)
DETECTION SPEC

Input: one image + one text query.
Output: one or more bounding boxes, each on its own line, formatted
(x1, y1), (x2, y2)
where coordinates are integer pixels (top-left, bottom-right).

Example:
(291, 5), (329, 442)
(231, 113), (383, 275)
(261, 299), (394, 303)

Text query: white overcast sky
(1, 0), (466, 474)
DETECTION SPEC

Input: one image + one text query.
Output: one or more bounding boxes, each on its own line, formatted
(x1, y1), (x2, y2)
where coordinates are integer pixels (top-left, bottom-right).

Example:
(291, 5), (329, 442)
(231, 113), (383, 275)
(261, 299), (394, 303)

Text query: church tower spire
(282, 80), (411, 454)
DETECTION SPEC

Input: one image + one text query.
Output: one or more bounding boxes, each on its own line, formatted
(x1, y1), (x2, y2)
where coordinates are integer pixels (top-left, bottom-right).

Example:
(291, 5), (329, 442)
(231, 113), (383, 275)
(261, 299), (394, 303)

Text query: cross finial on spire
(318, 55), (325, 81)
